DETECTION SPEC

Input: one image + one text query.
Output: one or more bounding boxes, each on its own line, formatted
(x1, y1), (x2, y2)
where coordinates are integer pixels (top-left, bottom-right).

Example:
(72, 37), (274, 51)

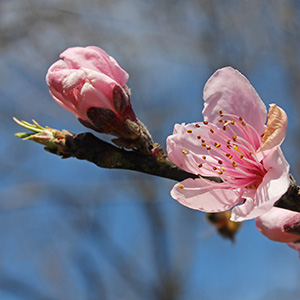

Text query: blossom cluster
(45, 47), (300, 255)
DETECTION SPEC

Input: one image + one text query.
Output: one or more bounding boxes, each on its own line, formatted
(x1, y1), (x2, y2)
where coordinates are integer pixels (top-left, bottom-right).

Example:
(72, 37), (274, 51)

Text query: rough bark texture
(46, 131), (199, 182)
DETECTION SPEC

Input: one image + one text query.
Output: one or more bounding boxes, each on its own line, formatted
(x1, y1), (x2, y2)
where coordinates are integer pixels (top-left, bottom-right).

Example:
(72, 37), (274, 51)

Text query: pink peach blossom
(167, 67), (290, 221)
(256, 207), (300, 255)
(46, 46), (136, 135)
(256, 207), (300, 243)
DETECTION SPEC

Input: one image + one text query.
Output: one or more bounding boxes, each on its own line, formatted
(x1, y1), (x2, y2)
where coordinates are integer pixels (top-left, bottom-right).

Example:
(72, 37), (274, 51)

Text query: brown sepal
(113, 85), (136, 121)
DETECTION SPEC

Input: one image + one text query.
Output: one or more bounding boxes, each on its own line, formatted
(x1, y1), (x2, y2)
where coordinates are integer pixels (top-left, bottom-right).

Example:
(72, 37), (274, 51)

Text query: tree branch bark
(39, 129), (300, 214)
(47, 131), (199, 182)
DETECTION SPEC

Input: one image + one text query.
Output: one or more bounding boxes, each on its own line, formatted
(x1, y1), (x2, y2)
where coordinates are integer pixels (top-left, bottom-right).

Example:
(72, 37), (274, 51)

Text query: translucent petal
(171, 178), (242, 212)
(231, 147), (290, 221)
(203, 67), (267, 135)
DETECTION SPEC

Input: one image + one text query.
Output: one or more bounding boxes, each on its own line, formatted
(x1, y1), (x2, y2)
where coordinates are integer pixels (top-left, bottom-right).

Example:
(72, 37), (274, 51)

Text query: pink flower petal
(167, 122), (232, 177)
(79, 68), (118, 113)
(231, 147), (290, 221)
(203, 67), (267, 135)
(231, 199), (256, 222)
(171, 178), (242, 212)
(255, 207), (300, 243)
(49, 68), (86, 95)
(60, 46), (129, 86)
(167, 123), (207, 174)
(48, 92), (88, 121)
(255, 147), (290, 204)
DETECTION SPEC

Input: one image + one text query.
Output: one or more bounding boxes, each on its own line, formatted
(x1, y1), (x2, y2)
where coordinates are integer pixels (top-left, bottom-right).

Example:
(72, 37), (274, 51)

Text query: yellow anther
(222, 126), (227, 131)
(233, 145), (239, 152)
(210, 129), (214, 133)
(218, 118), (223, 123)
(179, 184), (184, 189)
(187, 129), (192, 133)
(240, 154), (244, 159)
(233, 145), (242, 154)
(214, 142), (221, 148)
(233, 135), (237, 141)
(232, 162), (238, 167)
(202, 142), (206, 147)
(202, 155), (206, 160)
(231, 121), (235, 125)
(242, 121), (246, 126)
(226, 153), (232, 159)
(207, 146), (211, 150)
(182, 150), (187, 155)
(218, 170), (223, 175)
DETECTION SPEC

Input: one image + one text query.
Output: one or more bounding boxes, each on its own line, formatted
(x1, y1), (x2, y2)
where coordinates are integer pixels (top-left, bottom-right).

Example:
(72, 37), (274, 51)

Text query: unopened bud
(46, 46), (137, 139)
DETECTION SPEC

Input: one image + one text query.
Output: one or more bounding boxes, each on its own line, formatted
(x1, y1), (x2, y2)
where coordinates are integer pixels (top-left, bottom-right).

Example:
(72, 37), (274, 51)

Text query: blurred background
(1, 0), (300, 299)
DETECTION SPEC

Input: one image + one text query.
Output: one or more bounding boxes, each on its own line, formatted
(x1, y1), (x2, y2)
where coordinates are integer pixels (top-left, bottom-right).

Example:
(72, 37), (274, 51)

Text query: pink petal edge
(255, 207), (300, 243)
(171, 178), (242, 212)
(231, 147), (290, 222)
(203, 67), (267, 135)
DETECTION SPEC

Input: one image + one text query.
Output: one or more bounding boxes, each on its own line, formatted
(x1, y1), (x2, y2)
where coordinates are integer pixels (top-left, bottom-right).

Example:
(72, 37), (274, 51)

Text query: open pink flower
(255, 207), (300, 255)
(167, 67), (290, 221)
(46, 46), (136, 137)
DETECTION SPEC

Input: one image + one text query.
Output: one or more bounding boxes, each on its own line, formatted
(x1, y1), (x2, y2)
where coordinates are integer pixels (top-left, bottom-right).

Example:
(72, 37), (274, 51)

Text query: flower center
(185, 110), (267, 189)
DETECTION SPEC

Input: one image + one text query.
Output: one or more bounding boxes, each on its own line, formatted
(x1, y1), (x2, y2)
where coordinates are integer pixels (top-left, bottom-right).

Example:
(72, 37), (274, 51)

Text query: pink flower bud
(255, 207), (300, 256)
(46, 46), (136, 137)
(255, 207), (300, 243)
